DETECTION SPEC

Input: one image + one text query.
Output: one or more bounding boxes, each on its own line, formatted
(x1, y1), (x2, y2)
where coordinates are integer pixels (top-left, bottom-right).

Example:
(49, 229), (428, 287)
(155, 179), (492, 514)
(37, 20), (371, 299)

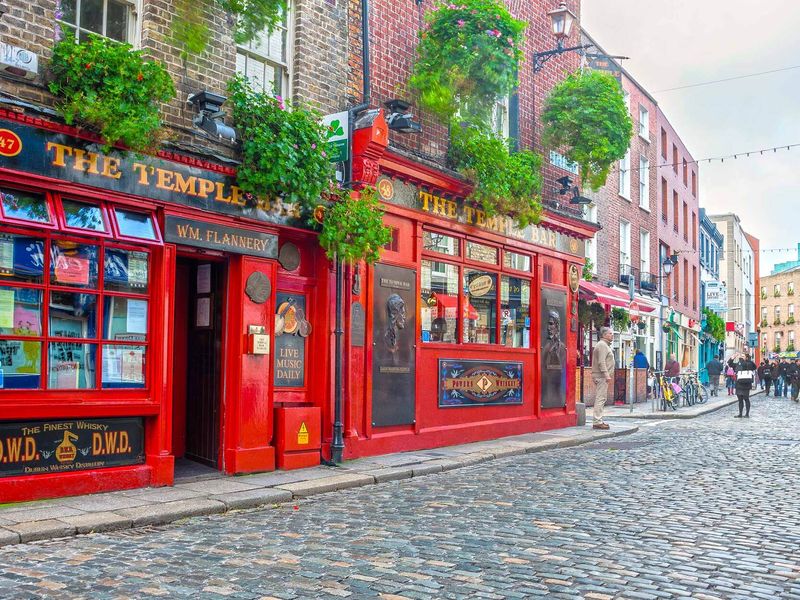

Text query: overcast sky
(581, 0), (800, 275)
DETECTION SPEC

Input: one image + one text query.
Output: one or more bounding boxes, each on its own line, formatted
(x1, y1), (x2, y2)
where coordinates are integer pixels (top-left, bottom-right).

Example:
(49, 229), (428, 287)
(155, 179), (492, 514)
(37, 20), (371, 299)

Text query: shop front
(0, 111), (328, 502)
(339, 149), (596, 459)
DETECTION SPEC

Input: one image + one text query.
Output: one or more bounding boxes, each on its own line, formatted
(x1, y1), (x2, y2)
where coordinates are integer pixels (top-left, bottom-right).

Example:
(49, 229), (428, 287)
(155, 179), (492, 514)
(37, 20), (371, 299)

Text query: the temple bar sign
(164, 216), (278, 258)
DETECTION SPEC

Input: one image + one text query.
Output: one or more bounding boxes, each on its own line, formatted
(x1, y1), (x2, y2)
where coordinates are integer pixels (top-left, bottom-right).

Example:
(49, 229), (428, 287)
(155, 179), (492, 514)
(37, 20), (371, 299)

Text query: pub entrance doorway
(173, 256), (226, 469)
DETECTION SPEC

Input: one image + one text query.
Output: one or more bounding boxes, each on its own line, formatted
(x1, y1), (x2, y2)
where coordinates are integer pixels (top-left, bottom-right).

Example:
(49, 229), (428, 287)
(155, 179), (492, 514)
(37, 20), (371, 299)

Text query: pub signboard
(439, 359), (523, 407)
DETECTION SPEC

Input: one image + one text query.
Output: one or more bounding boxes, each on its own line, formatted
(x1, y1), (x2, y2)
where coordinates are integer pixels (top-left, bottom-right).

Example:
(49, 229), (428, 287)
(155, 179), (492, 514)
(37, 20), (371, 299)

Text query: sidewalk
(603, 389), (765, 420)
(0, 422), (638, 547)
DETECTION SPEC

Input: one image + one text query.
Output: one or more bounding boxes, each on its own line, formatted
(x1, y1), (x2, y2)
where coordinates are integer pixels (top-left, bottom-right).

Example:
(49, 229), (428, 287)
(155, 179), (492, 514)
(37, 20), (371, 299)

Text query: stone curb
(0, 424), (639, 548)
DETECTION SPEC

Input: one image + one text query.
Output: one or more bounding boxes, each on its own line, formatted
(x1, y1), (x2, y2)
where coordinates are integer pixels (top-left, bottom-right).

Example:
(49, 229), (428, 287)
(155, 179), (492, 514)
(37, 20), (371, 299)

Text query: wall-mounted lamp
(384, 99), (422, 134)
(556, 175), (591, 205)
(188, 91), (236, 142)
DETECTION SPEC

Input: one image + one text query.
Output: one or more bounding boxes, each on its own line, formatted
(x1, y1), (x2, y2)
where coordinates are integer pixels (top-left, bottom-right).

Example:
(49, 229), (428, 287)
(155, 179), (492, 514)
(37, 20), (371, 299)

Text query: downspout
(331, 0), (371, 465)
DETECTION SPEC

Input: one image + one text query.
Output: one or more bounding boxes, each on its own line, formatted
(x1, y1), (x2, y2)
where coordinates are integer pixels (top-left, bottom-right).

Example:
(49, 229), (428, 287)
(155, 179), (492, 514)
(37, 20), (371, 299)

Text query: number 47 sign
(0, 129), (22, 158)
(321, 111), (349, 163)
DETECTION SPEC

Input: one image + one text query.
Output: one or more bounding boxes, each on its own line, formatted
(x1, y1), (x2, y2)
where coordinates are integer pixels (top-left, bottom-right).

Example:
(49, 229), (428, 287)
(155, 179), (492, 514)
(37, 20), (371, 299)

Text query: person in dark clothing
(734, 354), (757, 418)
(757, 360), (768, 391)
(769, 362), (780, 396)
(775, 361), (787, 397)
(781, 360), (791, 397)
(791, 360), (800, 403)
(762, 360), (773, 396)
(706, 355), (724, 397)
(633, 349), (649, 369)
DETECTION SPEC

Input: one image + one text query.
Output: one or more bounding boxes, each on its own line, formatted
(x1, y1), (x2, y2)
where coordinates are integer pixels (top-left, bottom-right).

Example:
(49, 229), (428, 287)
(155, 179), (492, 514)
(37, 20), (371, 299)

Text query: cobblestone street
(1, 395), (799, 599)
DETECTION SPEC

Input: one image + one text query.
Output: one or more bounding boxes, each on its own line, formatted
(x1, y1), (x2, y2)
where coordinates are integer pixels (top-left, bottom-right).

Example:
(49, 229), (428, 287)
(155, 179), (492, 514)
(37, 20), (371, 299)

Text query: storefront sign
(0, 118), (306, 226)
(704, 281), (727, 313)
(274, 293), (306, 387)
(0, 417), (144, 478)
(351, 301), (365, 347)
(439, 359), (523, 407)
(164, 216), (277, 258)
(467, 275), (494, 297)
(322, 111), (349, 162)
(375, 176), (585, 257)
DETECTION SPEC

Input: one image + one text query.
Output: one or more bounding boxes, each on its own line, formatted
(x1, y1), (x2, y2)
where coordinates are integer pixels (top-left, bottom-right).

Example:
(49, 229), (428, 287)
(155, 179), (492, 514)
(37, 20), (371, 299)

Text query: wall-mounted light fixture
(384, 99), (422, 134)
(188, 91), (236, 142)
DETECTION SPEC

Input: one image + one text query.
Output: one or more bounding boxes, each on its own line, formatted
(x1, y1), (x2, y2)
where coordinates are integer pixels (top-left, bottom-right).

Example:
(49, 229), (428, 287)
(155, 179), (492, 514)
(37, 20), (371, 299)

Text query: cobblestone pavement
(1, 395), (799, 599)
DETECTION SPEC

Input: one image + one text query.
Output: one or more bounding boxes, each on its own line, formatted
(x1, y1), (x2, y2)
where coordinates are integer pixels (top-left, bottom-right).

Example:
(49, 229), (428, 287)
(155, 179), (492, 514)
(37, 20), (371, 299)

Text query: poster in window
(126, 299), (147, 334)
(273, 293), (307, 387)
(127, 252), (148, 288)
(121, 348), (144, 383)
(54, 255), (89, 286)
(0, 235), (13, 275)
(0, 289), (13, 328)
(196, 296), (211, 328)
(540, 287), (568, 409)
(197, 264), (211, 294)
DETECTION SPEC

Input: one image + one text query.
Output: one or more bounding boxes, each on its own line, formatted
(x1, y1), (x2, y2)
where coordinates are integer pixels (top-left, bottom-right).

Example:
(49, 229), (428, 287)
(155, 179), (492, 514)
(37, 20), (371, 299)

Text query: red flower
(137, 72), (143, 81)
(84, 63), (92, 69)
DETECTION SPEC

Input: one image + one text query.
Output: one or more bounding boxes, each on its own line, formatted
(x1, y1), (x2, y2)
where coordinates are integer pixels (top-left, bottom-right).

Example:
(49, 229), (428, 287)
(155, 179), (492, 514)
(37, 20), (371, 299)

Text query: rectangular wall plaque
(164, 215), (278, 258)
(0, 417), (144, 478)
(439, 359), (523, 407)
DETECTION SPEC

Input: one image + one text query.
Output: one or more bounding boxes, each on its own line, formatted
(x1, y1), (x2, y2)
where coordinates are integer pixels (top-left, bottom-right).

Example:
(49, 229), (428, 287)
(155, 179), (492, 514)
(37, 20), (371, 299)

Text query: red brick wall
(354, 0), (582, 197)
(657, 106), (700, 321)
(584, 71), (659, 290)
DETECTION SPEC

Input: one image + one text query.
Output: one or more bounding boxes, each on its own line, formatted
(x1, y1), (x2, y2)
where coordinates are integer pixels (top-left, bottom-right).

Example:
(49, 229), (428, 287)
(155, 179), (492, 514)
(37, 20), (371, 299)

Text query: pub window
(57, 0), (136, 43)
(500, 276), (530, 348)
(60, 199), (108, 234)
(114, 208), (158, 241)
(423, 231), (460, 256)
(235, 4), (292, 97)
(503, 251), (531, 272)
(0, 210), (154, 391)
(420, 260), (458, 343)
(466, 241), (498, 264)
(0, 189), (54, 226)
(463, 269), (497, 344)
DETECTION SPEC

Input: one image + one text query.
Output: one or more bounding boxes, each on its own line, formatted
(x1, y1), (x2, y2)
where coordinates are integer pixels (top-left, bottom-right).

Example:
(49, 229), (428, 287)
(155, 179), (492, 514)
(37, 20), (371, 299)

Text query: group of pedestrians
(757, 358), (800, 401)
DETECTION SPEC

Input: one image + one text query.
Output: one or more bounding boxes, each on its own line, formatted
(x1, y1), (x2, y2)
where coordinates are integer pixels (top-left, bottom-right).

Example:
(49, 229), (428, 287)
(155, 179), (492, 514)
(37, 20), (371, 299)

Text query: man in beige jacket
(591, 326), (615, 430)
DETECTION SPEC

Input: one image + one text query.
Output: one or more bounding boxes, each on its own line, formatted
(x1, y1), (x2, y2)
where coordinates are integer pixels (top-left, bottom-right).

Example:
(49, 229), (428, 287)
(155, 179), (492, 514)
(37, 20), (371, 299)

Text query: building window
(492, 96), (510, 139)
(638, 105), (649, 140)
(761, 307), (768, 323)
(673, 191), (679, 233)
(619, 149), (631, 199)
(775, 284), (782, 297)
(683, 159), (688, 186)
(682, 202), (688, 241)
(775, 306), (782, 323)
(420, 231), (530, 348)
(683, 258), (688, 305)
(639, 230), (650, 275)
(692, 265), (697, 310)
(692, 171), (697, 196)
(661, 178), (668, 223)
(235, 8), (291, 97)
(639, 156), (649, 210)
(790, 281), (795, 296)
(584, 205), (598, 276)
(789, 304), (795, 320)
(661, 128), (667, 159)
(691, 212), (696, 249)
(57, 0), (136, 42)
(623, 90), (631, 114)
(619, 220), (631, 268)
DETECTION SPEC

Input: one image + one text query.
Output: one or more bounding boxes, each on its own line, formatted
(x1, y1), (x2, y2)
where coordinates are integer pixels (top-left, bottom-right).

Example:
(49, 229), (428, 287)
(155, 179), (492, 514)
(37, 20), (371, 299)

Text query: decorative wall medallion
(245, 271), (271, 304)
(278, 242), (301, 272)
(568, 264), (580, 293)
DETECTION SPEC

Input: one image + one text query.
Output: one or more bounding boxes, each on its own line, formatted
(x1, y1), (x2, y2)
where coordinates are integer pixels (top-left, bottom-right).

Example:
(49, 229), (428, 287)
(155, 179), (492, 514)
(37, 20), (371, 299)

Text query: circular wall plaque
(568, 264), (580, 293)
(245, 271), (271, 304)
(278, 242), (301, 272)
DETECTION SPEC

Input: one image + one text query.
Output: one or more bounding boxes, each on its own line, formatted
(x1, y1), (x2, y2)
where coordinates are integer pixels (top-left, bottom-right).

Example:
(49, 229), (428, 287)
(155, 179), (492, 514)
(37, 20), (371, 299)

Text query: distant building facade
(759, 267), (800, 358)
(699, 209), (724, 372)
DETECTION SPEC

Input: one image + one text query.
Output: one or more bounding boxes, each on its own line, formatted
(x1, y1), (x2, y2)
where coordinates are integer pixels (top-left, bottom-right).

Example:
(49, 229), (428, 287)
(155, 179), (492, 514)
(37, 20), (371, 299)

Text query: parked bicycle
(653, 370), (679, 411)
(677, 369), (710, 406)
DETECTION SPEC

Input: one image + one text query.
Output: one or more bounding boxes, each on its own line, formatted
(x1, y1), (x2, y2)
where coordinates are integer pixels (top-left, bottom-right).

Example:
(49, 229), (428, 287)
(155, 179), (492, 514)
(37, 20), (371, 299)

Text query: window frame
(618, 149), (631, 200)
(57, 0), (139, 44)
(234, 1), (293, 98)
(57, 197), (113, 238)
(420, 229), (533, 349)
(638, 155), (649, 210)
(111, 206), (163, 243)
(638, 105), (649, 141)
(0, 185), (58, 231)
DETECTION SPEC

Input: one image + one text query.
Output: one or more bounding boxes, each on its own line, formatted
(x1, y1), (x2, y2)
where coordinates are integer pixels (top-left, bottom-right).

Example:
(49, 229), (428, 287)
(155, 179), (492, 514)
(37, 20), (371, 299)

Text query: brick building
(657, 106), (701, 369)
(759, 267), (800, 358)
(744, 231), (761, 363)
(580, 31), (660, 371)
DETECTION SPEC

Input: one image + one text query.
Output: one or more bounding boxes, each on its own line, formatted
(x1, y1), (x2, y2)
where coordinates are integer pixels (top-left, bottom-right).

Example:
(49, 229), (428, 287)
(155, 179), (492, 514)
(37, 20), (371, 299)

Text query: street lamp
(658, 254), (677, 369)
(533, 2), (589, 73)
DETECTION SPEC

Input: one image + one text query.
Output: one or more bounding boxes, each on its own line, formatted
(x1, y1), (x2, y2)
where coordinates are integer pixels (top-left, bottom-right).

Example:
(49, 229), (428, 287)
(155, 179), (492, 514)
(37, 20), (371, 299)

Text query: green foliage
(220, 0), (288, 45)
(449, 120), (542, 228)
(789, 343), (796, 352)
(172, 0), (211, 61)
(788, 316), (796, 325)
(319, 187), (392, 264)
(703, 307), (726, 343)
(541, 70), (633, 190)
(48, 35), (175, 152)
(590, 303), (607, 331)
(228, 74), (333, 208)
(582, 259), (594, 281)
(409, 0), (525, 123)
(611, 307), (630, 331)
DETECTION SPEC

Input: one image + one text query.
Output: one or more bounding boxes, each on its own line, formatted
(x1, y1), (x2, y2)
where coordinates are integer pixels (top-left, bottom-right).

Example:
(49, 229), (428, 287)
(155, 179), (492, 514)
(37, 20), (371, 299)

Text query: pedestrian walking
(781, 360), (791, 397)
(758, 360), (769, 395)
(725, 358), (737, 395)
(774, 361), (785, 397)
(664, 353), (680, 381)
(734, 353), (757, 418)
(706, 354), (723, 397)
(591, 327), (615, 430)
(791, 359), (800, 403)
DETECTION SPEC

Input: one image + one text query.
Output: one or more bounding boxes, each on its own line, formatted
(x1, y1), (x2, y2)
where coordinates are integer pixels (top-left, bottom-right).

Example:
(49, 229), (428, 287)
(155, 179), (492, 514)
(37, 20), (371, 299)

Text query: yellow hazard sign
(297, 422), (309, 445)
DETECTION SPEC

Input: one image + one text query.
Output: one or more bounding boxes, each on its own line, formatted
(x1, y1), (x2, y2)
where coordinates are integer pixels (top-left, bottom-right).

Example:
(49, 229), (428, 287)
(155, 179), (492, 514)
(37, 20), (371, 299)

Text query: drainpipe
(331, 0), (372, 465)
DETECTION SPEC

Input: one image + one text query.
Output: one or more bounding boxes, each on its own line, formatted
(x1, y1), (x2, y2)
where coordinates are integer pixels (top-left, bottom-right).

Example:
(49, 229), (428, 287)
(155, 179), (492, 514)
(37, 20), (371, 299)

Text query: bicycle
(655, 371), (679, 411)
(677, 370), (710, 406)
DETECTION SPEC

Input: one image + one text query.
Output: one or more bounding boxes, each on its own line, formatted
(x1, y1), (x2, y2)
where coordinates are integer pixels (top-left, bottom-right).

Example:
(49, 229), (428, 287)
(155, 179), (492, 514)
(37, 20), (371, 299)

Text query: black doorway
(174, 258), (225, 468)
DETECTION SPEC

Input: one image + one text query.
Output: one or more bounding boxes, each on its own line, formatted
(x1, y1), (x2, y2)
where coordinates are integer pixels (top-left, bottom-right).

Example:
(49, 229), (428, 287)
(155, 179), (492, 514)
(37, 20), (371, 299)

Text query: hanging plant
(47, 35), (175, 152)
(541, 70), (633, 190)
(228, 74), (334, 209)
(702, 307), (725, 343)
(449, 120), (543, 227)
(611, 307), (630, 331)
(318, 187), (392, 264)
(582, 259), (594, 281)
(409, 0), (525, 123)
(590, 303), (607, 331)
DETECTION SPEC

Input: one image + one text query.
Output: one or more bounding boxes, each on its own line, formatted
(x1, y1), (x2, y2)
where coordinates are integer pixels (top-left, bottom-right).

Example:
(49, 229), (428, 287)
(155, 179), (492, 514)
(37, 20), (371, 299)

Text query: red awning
(579, 281), (655, 312)
(433, 293), (479, 320)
